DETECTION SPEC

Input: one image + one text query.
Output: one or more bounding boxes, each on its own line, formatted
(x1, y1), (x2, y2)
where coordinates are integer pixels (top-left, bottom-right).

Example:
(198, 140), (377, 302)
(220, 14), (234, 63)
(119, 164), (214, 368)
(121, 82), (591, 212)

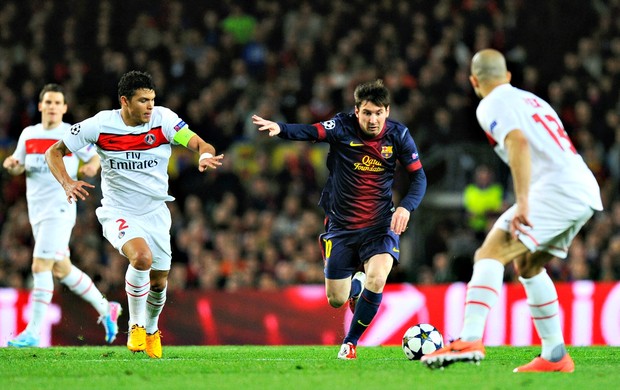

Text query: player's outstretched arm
(2, 155), (25, 176)
(252, 114), (281, 137)
(185, 134), (224, 173)
(45, 140), (95, 204)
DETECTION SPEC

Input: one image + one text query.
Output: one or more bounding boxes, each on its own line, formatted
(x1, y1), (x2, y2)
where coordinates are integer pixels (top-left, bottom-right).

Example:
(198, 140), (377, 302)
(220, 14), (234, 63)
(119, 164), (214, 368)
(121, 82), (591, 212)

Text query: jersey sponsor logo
(321, 119), (336, 130)
(349, 141), (364, 147)
(174, 120), (187, 131)
(109, 152), (159, 170)
(381, 145), (393, 158)
(353, 155), (385, 172)
(98, 127), (168, 151)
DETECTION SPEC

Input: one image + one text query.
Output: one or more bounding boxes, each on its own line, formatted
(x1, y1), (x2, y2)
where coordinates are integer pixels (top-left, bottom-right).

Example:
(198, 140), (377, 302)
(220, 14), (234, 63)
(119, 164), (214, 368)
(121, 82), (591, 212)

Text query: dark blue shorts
(319, 224), (400, 280)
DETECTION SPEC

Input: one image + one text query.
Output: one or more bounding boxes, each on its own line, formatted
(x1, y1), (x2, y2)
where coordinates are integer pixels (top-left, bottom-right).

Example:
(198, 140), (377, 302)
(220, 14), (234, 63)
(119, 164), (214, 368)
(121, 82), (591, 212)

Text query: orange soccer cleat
(421, 339), (485, 369)
(513, 354), (574, 373)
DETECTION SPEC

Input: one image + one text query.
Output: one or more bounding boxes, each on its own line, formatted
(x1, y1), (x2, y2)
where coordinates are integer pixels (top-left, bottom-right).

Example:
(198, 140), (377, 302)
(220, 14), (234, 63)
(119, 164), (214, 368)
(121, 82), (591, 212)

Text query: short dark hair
(354, 79), (390, 108)
(117, 70), (156, 102)
(39, 83), (65, 102)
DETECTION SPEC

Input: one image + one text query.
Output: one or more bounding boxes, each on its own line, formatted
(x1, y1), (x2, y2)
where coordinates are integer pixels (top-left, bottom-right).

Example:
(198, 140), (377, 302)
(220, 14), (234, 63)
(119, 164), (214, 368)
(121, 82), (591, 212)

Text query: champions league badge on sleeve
(321, 120), (336, 130)
(174, 120), (187, 131)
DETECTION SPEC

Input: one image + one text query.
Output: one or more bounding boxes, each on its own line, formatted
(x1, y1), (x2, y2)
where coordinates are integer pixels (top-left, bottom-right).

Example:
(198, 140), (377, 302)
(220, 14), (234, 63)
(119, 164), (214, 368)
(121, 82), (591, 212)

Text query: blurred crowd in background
(1, 0), (620, 294)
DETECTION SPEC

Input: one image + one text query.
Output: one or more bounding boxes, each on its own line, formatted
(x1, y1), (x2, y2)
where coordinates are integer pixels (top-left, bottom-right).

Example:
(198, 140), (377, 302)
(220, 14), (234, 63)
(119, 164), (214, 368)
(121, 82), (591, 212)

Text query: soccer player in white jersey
(45, 71), (224, 358)
(3, 84), (122, 347)
(421, 49), (603, 372)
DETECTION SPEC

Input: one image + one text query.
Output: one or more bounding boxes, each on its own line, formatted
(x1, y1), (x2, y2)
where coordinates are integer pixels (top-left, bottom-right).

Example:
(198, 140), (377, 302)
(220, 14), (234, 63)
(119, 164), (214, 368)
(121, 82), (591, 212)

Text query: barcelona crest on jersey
(381, 145), (393, 159)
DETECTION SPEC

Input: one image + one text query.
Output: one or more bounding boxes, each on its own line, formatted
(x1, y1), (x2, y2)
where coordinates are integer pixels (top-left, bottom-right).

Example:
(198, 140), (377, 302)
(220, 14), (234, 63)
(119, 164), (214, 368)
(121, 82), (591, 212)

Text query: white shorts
(31, 219), (74, 260)
(494, 190), (595, 258)
(96, 203), (172, 271)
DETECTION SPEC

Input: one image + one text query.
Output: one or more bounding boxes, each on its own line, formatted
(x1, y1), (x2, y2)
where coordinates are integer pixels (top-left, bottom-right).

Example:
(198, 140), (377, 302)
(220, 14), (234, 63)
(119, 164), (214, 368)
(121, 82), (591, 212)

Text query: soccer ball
(402, 323), (444, 360)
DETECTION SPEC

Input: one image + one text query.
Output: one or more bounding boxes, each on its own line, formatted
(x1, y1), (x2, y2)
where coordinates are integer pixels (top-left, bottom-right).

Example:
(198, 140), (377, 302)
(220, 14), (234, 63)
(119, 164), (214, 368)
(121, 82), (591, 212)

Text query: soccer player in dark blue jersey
(253, 79), (427, 359)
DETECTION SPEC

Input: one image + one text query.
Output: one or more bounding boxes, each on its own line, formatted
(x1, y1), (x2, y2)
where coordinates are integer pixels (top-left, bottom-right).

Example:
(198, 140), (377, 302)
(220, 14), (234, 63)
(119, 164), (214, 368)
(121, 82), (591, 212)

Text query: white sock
(25, 271), (54, 336)
(146, 286), (167, 334)
(60, 265), (108, 316)
(125, 265), (151, 327)
(460, 259), (504, 341)
(519, 269), (565, 361)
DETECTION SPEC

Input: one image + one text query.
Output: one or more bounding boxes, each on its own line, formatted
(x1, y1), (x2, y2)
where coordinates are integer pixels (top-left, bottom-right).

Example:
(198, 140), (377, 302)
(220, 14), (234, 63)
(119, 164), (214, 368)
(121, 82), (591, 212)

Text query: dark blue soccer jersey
(278, 112), (426, 229)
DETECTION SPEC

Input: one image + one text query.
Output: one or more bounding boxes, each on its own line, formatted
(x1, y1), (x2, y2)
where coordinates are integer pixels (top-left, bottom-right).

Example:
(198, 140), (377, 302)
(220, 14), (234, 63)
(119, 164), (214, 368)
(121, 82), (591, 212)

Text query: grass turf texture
(1, 346), (618, 390)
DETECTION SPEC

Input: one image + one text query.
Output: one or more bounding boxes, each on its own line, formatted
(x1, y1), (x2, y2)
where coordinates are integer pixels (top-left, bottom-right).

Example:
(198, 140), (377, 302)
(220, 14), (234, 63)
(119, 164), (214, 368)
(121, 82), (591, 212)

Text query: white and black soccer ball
(402, 323), (444, 360)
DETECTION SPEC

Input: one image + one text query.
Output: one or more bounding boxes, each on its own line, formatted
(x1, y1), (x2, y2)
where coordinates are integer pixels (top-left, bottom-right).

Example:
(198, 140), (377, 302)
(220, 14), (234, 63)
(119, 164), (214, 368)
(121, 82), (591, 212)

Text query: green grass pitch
(1, 345), (618, 390)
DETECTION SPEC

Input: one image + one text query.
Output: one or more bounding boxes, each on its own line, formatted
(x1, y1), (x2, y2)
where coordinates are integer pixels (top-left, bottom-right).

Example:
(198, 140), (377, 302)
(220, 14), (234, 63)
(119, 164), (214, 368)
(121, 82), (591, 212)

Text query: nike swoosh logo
(357, 320), (370, 327)
(392, 247), (400, 253)
(350, 141), (364, 147)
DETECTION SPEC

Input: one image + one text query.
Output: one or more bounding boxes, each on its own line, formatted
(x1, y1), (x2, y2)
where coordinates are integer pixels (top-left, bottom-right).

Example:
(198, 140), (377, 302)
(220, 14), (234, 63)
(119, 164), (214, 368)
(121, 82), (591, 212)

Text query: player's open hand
(199, 153), (224, 173)
(63, 179), (95, 204)
(252, 115), (281, 137)
(391, 207), (411, 235)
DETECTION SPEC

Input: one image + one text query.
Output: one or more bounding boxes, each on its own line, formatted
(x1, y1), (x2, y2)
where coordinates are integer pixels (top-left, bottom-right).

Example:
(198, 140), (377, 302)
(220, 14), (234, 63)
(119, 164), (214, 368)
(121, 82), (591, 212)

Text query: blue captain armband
(173, 127), (197, 147)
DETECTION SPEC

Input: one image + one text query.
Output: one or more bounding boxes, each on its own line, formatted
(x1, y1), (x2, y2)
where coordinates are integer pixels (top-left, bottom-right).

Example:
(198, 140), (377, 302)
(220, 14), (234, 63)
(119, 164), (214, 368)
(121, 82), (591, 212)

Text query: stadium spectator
(0, 0), (618, 295)
(462, 163), (504, 241)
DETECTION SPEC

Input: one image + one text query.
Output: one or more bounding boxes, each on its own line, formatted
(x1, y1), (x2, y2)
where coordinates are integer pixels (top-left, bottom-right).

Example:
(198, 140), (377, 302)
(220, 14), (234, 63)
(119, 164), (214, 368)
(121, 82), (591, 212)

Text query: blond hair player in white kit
(45, 71), (224, 358)
(3, 84), (121, 347)
(421, 49), (603, 372)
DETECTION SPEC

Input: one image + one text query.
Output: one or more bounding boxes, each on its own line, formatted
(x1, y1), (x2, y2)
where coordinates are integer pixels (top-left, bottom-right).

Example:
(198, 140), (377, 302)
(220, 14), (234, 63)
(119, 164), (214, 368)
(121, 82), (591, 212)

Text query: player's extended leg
(8, 258), (55, 347)
(338, 254), (393, 360)
(122, 238), (152, 353)
(513, 251), (574, 373)
(422, 228), (528, 369)
(145, 270), (168, 359)
(54, 257), (122, 344)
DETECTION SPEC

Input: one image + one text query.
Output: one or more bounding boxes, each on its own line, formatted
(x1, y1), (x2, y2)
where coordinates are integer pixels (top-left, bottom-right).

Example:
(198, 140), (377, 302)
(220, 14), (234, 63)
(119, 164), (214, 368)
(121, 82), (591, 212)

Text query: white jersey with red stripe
(63, 106), (184, 214)
(12, 122), (97, 224)
(476, 84), (603, 211)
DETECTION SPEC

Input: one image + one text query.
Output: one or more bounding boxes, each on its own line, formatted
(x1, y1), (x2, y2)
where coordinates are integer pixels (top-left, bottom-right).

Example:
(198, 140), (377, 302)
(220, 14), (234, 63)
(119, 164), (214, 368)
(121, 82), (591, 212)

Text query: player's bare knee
(130, 252), (153, 270)
(327, 294), (346, 308)
(365, 274), (387, 293)
(51, 267), (68, 280)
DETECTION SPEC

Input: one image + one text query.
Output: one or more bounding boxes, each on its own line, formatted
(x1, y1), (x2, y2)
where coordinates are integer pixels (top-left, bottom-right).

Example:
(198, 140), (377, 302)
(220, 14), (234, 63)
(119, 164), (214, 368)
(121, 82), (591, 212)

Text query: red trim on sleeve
(485, 132), (497, 146)
(406, 160), (423, 172)
(97, 127), (169, 151)
(313, 123), (326, 140)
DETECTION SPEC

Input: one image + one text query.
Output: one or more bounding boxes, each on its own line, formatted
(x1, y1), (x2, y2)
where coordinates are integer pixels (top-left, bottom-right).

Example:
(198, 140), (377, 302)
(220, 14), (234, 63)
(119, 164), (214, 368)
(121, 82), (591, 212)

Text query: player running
(3, 84), (121, 347)
(253, 79), (427, 359)
(421, 49), (603, 372)
(45, 71), (223, 358)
